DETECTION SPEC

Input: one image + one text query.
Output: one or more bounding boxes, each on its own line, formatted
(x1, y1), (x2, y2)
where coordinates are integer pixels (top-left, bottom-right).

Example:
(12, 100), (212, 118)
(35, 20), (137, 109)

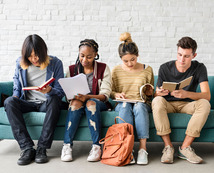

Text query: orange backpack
(99, 116), (134, 166)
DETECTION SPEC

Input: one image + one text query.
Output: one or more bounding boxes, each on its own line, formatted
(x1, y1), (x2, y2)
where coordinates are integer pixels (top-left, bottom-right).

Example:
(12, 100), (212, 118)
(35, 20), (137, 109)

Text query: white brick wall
(0, 0), (214, 81)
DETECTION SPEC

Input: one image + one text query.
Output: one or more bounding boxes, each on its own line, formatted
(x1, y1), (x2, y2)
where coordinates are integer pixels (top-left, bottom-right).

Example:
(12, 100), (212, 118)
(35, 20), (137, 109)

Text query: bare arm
(170, 81), (210, 101)
(73, 94), (106, 103)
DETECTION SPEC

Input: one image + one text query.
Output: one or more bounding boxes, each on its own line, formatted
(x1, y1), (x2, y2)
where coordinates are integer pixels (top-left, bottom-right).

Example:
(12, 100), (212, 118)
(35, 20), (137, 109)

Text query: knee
(46, 95), (61, 109)
(152, 96), (165, 105)
(69, 100), (83, 111)
(135, 102), (148, 110)
(198, 98), (210, 107)
(134, 103), (150, 117)
(152, 96), (166, 110)
(4, 96), (17, 108)
(196, 99), (211, 113)
(120, 102), (132, 111)
(86, 100), (96, 107)
(47, 95), (60, 103)
(86, 100), (97, 115)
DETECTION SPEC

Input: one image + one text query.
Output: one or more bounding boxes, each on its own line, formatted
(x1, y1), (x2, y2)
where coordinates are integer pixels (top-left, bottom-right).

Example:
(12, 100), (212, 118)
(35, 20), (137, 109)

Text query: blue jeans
(115, 102), (151, 139)
(63, 98), (108, 146)
(4, 95), (62, 150)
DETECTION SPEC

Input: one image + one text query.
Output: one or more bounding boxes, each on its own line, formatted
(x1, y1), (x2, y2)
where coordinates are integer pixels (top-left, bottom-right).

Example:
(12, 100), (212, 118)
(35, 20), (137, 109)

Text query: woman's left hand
(38, 85), (52, 94)
(74, 94), (90, 103)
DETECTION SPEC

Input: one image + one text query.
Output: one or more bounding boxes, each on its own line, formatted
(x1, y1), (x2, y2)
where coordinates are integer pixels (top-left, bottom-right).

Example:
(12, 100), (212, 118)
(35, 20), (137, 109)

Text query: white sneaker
(161, 145), (174, 164)
(61, 144), (72, 162)
(87, 144), (101, 162)
(137, 149), (148, 165)
(178, 146), (203, 164)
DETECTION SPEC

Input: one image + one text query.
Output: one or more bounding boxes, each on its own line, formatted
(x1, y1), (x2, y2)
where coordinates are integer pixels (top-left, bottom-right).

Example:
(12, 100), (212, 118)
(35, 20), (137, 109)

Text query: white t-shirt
(26, 65), (47, 103)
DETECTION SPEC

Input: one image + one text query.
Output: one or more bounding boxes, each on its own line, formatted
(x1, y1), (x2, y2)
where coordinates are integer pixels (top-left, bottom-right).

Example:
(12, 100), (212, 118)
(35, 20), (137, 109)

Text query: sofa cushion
(1, 107), (214, 129)
(0, 107), (10, 125)
(0, 108), (121, 127)
(0, 108), (66, 126)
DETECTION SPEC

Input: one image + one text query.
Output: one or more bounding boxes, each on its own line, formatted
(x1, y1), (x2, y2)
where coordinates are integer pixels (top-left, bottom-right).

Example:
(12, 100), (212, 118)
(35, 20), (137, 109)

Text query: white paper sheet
(58, 73), (90, 100)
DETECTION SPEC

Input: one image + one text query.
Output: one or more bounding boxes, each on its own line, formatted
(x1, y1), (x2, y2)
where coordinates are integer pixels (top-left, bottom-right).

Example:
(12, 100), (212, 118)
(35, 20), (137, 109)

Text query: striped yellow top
(111, 64), (154, 103)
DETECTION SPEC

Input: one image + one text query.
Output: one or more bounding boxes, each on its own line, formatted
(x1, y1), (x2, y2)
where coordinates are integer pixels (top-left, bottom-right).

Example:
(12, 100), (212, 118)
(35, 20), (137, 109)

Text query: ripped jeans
(115, 102), (151, 139)
(63, 98), (108, 146)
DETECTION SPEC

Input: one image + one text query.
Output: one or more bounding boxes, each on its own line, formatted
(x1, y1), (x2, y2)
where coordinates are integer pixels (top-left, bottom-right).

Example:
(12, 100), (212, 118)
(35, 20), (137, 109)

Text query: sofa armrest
(0, 81), (13, 106)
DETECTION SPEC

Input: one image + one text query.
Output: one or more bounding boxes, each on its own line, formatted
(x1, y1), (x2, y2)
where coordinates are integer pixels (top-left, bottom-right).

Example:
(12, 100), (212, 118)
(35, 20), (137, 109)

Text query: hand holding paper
(58, 73), (90, 100)
(73, 94), (90, 102)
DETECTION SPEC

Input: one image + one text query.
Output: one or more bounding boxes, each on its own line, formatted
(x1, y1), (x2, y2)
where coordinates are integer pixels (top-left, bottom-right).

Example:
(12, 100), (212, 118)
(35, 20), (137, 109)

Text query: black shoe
(17, 148), (36, 165)
(35, 147), (48, 163)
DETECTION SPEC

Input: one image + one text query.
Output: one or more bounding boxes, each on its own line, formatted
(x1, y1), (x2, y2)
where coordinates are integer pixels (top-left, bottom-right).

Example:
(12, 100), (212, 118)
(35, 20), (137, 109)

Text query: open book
(162, 76), (193, 92)
(58, 73), (90, 100)
(22, 77), (55, 91)
(113, 83), (154, 103)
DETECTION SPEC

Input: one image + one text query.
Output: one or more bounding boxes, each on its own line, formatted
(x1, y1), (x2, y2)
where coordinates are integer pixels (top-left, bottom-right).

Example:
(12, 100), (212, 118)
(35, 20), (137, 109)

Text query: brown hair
(20, 34), (49, 70)
(177, 36), (197, 54)
(118, 32), (139, 58)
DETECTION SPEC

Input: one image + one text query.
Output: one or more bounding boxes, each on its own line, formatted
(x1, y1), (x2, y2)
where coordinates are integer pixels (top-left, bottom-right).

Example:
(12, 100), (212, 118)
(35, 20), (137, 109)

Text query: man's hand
(38, 85), (52, 94)
(170, 89), (187, 99)
(155, 87), (169, 96)
(115, 92), (126, 99)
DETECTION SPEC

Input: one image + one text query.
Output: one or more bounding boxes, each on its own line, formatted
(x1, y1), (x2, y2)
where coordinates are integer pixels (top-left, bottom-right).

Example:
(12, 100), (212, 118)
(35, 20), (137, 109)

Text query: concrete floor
(0, 140), (214, 173)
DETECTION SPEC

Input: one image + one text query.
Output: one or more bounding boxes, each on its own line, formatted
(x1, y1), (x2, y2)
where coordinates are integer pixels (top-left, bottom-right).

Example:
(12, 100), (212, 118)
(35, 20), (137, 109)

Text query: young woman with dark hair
(4, 34), (64, 165)
(61, 39), (112, 162)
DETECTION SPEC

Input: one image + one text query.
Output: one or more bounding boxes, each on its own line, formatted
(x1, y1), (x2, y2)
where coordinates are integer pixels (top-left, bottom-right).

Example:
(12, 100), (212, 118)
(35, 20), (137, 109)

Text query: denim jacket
(13, 56), (65, 100)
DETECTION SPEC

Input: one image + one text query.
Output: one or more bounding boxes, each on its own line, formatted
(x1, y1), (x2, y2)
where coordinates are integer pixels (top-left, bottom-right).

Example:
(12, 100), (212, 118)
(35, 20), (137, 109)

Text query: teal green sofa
(1, 76), (214, 142)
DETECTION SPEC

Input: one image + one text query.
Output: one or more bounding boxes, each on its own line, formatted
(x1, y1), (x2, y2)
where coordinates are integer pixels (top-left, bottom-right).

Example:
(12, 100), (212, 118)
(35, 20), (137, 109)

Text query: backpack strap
(99, 134), (115, 145)
(115, 116), (127, 124)
(99, 116), (128, 145)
